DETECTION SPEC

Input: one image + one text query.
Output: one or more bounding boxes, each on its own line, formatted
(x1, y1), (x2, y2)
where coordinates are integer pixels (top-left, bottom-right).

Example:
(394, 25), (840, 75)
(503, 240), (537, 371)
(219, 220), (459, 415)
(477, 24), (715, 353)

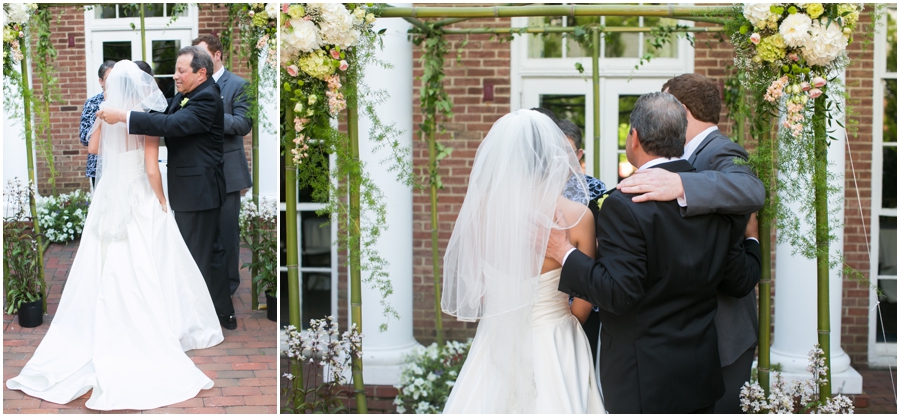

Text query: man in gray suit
(617, 73), (765, 413)
(194, 35), (253, 296)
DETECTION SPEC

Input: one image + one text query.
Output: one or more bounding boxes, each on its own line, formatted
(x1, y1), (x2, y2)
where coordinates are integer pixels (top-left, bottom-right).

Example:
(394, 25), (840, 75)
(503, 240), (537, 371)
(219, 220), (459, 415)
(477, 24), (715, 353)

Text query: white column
(355, 8), (422, 386)
(770, 88), (862, 394)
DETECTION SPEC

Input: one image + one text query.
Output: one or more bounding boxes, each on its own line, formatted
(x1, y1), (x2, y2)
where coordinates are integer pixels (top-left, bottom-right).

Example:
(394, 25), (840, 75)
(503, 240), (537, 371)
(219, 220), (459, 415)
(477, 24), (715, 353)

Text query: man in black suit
(97, 47), (236, 330)
(546, 92), (762, 413)
(194, 35), (253, 296)
(618, 73), (766, 413)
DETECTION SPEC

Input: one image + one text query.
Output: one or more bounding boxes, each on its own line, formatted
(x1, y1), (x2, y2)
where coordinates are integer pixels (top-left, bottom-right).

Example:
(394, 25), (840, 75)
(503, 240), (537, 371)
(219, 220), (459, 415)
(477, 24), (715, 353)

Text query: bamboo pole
(813, 90), (832, 400)
(140, 4), (146, 62)
(440, 26), (724, 35)
(591, 28), (600, 179)
(284, 106), (303, 399)
(346, 70), (368, 414)
(428, 124), (445, 348)
(756, 117), (776, 396)
(250, 49), (260, 310)
(20, 56), (47, 312)
(379, 5), (730, 21)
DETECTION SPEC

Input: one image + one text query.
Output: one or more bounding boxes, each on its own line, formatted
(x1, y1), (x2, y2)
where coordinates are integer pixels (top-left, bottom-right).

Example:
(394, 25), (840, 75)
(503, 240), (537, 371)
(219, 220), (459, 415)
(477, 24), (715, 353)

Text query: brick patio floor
(3, 241), (278, 414)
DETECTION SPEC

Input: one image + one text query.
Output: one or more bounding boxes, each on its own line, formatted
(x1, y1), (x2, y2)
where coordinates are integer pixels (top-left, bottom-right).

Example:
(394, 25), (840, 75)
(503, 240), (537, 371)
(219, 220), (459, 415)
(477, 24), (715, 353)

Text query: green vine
(30, 5), (62, 196)
(410, 23), (456, 347)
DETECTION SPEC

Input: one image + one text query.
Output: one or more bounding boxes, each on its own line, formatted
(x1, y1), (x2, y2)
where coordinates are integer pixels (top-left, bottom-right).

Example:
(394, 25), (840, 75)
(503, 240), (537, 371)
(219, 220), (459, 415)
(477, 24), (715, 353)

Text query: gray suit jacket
(217, 69), (253, 193)
(681, 128), (765, 367)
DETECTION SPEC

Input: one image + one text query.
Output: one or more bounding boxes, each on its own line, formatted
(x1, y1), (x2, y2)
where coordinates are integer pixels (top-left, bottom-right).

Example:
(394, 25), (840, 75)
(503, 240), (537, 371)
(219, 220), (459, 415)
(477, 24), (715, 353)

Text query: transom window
(94, 3), (187, 19)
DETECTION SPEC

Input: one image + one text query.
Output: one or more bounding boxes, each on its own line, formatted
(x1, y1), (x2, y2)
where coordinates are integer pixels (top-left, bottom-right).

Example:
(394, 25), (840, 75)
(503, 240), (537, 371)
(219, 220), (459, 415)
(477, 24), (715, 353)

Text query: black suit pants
(221, 190), (242, 295)
(174, 207), (235, 317)
(714, 346), (756, 414)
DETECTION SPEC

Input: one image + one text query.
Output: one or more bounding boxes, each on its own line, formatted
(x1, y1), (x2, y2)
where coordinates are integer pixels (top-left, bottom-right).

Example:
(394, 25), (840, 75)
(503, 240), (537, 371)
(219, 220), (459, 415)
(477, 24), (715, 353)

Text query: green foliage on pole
(20, 54), (48, 312)
(410, 23), (456, 348)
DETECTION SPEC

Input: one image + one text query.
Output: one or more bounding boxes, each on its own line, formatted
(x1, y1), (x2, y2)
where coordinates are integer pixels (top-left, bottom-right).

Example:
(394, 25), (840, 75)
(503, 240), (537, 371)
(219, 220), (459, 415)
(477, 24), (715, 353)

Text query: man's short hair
(134, 60), (153, 76)
(191, 34), (223, 59)
(556, 119), (583, 150)
(178, 45), (214, 77)
(98, 60), (117, 79)
(661, 73), (721, 124)
(630, 92), (687, 159)
(530, 107), (558, 122)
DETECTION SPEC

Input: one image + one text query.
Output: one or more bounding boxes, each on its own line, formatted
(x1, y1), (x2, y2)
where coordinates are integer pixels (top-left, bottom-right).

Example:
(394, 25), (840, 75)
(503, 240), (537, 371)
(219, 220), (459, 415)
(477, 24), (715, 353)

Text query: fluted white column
(770, 87), (862, 394)
(355, 7), (422, 385)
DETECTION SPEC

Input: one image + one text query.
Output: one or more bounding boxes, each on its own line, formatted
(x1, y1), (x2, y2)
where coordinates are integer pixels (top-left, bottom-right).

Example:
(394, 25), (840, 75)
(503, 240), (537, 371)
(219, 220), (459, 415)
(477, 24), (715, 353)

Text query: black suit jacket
(558, 159), (762, 414)
(129, 78), (226, 212)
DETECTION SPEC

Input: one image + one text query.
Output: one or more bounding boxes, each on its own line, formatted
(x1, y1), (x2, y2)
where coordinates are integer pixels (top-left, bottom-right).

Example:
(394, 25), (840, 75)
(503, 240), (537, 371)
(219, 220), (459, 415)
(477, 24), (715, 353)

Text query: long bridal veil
(442, 109), (588, 412)
(90, 60), (167, 243)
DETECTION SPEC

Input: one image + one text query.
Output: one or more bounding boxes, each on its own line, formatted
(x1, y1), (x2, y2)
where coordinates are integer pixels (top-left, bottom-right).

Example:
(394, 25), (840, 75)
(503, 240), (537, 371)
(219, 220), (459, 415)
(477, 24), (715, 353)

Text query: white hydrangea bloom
(743, 3), (775, 29)
(803, 19), (847, 66)
(779, 12), (812, 47)
(314, 3), (359, 48)
(6, 3), (31, 24)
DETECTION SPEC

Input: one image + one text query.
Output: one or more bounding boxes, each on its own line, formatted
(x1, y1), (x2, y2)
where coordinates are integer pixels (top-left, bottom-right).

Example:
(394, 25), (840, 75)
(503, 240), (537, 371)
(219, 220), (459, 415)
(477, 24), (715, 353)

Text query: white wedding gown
(443, 268), (605, 413)
(6, 149), (224, 410)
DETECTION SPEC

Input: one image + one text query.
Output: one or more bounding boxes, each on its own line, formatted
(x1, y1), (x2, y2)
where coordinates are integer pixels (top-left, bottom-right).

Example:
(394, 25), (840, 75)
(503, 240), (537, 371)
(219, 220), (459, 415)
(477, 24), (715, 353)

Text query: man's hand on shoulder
(616, 168), (684, 203)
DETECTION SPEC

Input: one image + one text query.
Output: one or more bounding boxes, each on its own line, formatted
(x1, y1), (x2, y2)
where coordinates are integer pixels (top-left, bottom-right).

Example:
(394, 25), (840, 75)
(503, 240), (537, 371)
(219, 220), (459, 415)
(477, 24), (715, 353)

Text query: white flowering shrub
(36, 189), (90, 243)
(394, 340), (472, 414)
(282, 316), (363, 413)
(740, 344), (854, 414)
(240, 197), (278, 296)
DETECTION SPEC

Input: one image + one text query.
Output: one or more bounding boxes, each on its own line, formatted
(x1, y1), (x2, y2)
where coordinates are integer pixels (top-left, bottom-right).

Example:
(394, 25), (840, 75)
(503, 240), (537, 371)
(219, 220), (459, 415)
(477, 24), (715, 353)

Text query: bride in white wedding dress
(6, 60), (224, 411)
(441, 109), (605, 413)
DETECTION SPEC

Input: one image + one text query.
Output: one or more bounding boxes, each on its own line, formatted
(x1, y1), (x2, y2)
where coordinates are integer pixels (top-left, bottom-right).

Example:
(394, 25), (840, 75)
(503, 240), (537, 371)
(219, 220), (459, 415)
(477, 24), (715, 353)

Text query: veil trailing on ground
(89, 60), (167, 243)
(441, 109), (588, 412)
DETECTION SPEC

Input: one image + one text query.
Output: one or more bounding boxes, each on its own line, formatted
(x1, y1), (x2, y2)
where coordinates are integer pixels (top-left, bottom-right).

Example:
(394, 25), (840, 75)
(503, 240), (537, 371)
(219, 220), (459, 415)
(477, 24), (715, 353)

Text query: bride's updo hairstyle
(441, 109), (587, 412)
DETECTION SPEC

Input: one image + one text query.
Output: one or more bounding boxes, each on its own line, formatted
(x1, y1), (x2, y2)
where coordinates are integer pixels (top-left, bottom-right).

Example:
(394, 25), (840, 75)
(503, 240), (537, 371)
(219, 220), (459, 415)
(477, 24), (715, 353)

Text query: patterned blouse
(563, 173), (607, 205)
(79, 93), (104, 178)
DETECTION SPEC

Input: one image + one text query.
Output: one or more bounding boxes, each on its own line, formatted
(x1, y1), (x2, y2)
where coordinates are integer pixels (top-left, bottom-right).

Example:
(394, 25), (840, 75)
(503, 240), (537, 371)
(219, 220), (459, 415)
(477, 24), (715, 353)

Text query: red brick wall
(28, 4), (254, 196)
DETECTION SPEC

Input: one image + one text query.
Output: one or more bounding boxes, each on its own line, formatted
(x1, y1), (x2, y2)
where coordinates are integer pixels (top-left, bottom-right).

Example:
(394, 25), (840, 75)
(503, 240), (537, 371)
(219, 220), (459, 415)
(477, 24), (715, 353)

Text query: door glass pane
(885, 79), (897, 147)
(643, 16), (678, 58)
(887, 9), (897, 73)
(603, 16), (640, 58)
(566, 16), (599, 58)
(875, 278), (897, 343)
(142, 3), (165, 18)
(617, 95), (639, 181)
(279, 210), (287, 267)
(879, 216), (897, 276)
(528, 16), (564, 58)
(301, 211), (331, 267)
(883, 145), (897, 209)
(279, 270), (289, 327)
(540, 94), (586, 170)
(151, 40), (180, 99)
(102, 41), (132, 63)
(298, 150), (329, 203)
(167, 3), (188, 17)
(302, 272), (331, 329)
(95, 5), (117, 19)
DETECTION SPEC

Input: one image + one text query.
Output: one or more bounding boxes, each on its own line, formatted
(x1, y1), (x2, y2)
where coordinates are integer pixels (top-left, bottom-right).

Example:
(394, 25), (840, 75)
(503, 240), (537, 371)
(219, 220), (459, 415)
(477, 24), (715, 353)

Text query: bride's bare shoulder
(556, 198), (594, 227)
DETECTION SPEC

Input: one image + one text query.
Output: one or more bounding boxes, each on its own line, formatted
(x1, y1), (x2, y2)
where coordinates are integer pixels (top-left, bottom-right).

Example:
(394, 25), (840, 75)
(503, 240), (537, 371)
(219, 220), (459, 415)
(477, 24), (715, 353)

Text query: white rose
(265, 3), (277, 15)
(743, 3), (773, 29)
(802, 19), (847, 66)
(779, 12), (811, 48)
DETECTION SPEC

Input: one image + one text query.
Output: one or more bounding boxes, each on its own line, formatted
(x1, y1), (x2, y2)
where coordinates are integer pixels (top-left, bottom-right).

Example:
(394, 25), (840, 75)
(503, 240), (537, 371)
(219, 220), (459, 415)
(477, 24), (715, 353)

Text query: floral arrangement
(3, 178), (44, 314)
(281, 316), (364, 413)
(280, 3), (377, 164)
(36, 189), (90, 243)
(740, 344), (854, 414)
(239, 197), (277, 296)
(232, 3), (277, 76)
(2, 3), (35, 64)
(732, 3), (863, 137)
(394, 340), (473, 414)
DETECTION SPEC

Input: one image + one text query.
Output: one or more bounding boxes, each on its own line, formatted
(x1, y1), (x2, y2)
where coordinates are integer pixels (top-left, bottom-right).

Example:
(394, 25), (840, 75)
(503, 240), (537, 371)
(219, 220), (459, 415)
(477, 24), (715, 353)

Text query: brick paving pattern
(3, 242), (277, 414)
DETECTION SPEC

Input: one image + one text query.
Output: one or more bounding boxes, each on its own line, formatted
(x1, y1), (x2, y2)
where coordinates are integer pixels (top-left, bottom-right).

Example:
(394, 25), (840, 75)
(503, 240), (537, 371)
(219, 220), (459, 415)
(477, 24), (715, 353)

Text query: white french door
(88, 29), (193, 99)
(521, 77), (668, 187)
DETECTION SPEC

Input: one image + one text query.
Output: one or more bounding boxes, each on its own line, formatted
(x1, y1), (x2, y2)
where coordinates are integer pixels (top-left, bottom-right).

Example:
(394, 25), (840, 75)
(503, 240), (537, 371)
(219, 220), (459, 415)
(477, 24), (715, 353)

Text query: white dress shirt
(676, 126), (719, 207)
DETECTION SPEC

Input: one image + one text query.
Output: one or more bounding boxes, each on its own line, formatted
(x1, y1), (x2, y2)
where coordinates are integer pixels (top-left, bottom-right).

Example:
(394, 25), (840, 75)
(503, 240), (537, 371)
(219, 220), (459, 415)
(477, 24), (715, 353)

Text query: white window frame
(867, 6), (897, 368)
